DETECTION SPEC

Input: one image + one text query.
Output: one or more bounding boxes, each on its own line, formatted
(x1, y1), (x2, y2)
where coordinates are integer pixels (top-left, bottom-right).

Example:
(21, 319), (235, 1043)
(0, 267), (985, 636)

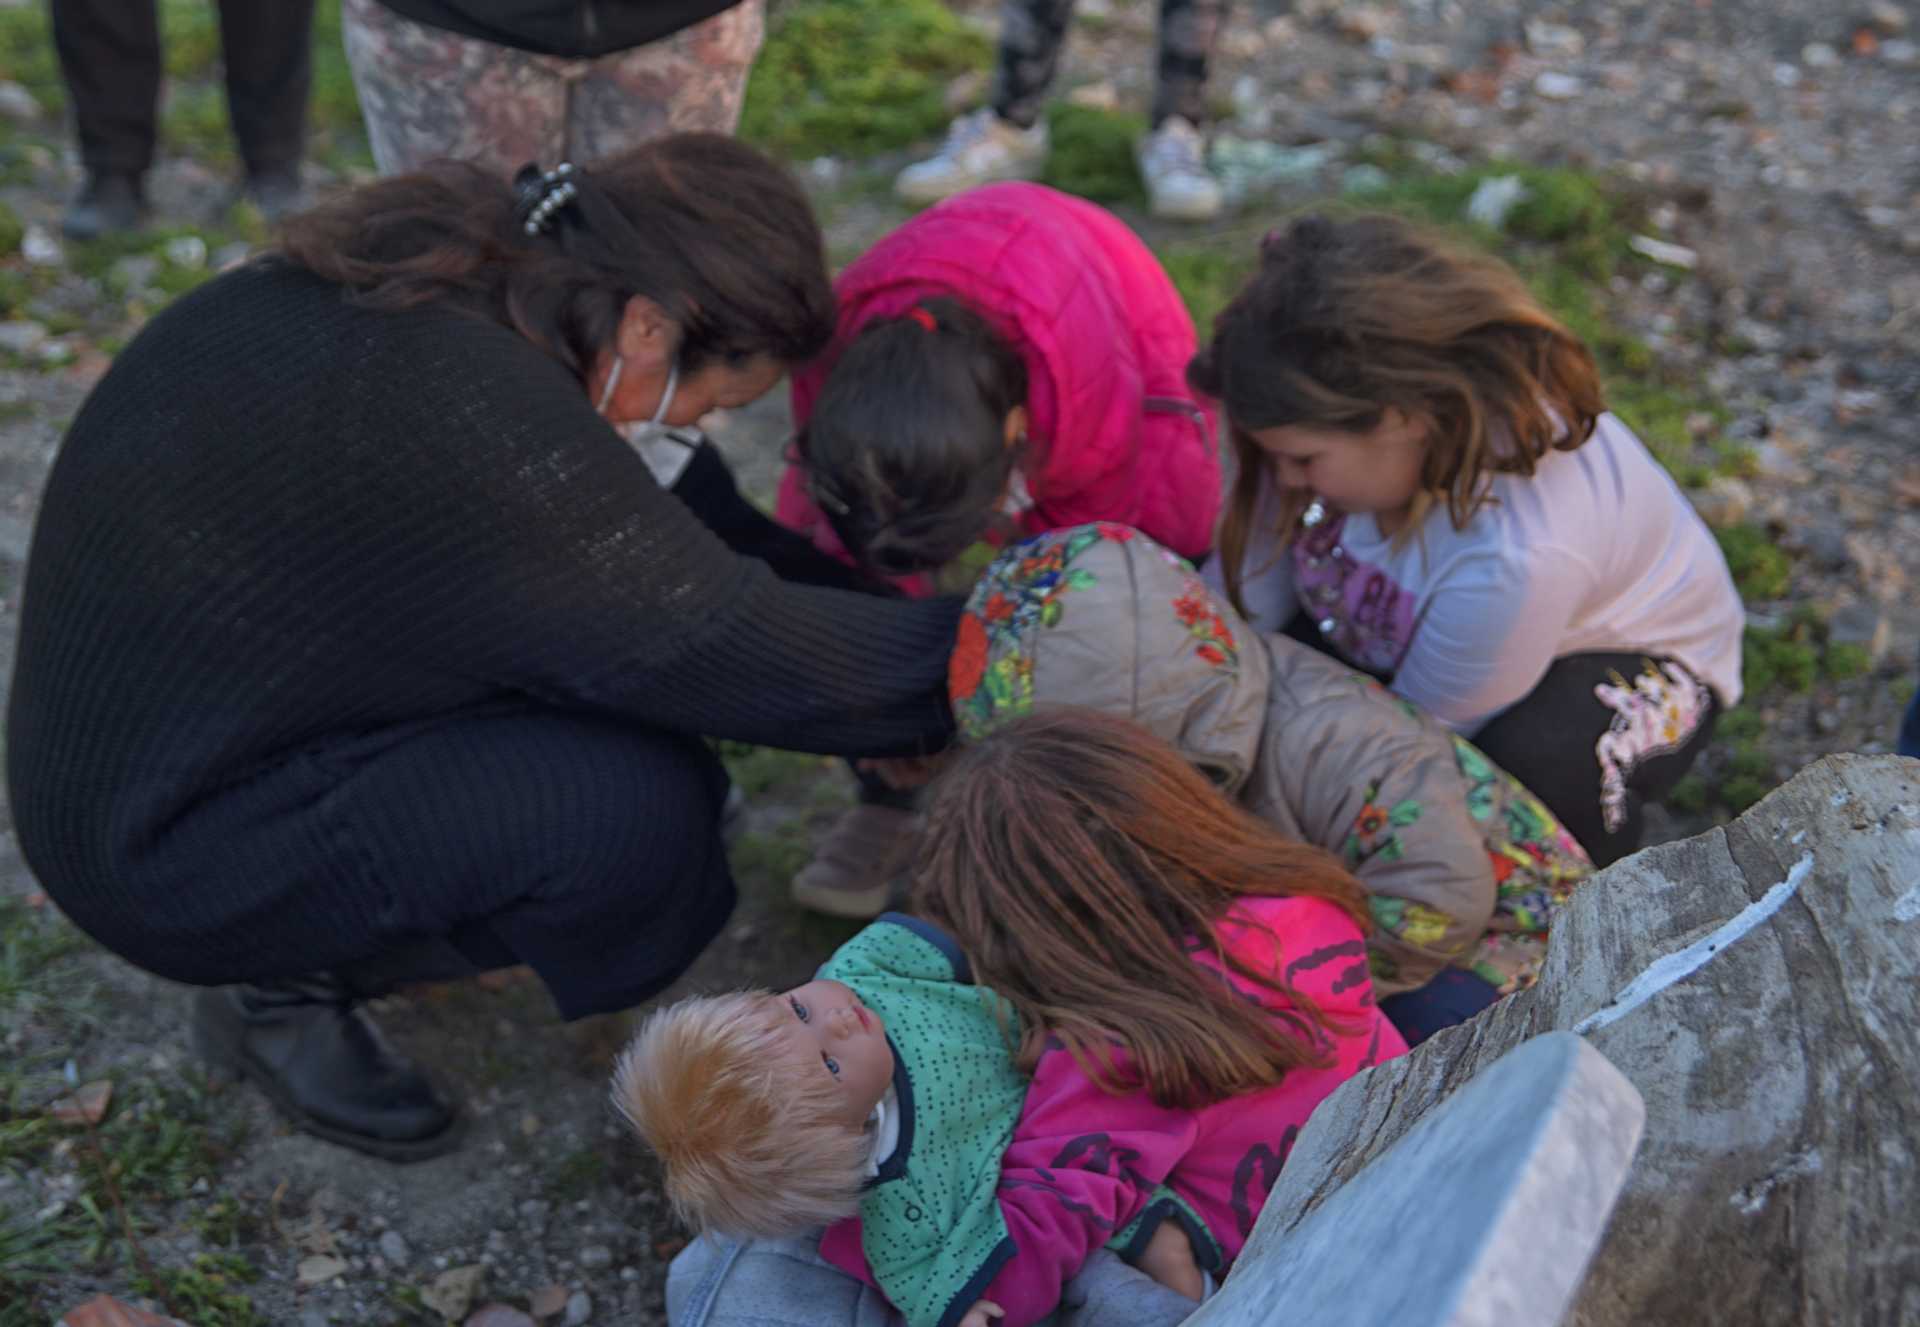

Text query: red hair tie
(905, 307), (937, 333)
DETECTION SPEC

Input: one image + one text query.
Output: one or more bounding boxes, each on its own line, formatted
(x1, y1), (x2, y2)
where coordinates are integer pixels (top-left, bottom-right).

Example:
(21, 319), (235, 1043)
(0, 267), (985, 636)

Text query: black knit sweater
(6, 261), (958, 941)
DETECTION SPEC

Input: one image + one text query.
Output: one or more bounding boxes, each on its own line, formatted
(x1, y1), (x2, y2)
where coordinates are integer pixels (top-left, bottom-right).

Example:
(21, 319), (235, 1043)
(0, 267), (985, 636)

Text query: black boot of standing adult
(191, 973), (463, 1162)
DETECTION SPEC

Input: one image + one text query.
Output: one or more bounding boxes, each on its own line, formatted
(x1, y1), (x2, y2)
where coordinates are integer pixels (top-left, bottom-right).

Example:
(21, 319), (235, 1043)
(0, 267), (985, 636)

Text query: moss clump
(1039, 104), (1146, 205)
(1716, 706), (1764, 742)
(1664, 773), (1710, 814)
(1714, 524), (1792, 601)
(1742, 627), (1817, 695)
(1821, 642), (1871, 681)
(1160, 245), (1253, 334)
(739, 0), (990, 160)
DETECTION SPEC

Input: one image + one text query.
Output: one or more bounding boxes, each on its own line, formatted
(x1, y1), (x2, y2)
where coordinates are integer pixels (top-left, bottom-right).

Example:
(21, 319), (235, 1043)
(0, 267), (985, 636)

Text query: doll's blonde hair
(612, 990), (872, 1238)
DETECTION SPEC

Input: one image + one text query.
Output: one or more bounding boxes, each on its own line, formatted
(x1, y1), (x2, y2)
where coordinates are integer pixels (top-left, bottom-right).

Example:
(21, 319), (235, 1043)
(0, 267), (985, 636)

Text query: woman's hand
(1137, 1220), (1206, 1301)
(958, 1299), (1005, 1327)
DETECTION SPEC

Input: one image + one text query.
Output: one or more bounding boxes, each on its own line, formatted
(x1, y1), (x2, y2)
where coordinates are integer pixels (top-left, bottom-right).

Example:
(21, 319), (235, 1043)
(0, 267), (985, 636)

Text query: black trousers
(993, 0), (1228, 128)
(1470, 652), (1719, 868)
(1283, 615), (1719, 868)
(51, 0), (315, 178)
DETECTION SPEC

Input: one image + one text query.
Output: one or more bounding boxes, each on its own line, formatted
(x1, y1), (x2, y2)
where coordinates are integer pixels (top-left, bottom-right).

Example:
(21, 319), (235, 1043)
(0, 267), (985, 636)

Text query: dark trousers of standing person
(51, 0), (315, 191)
(993, 0), (1227, 129)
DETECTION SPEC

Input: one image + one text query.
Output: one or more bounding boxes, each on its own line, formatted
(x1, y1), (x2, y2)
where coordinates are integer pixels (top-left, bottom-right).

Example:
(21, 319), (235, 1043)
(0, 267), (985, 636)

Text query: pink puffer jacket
(778, 183), (1220, 588)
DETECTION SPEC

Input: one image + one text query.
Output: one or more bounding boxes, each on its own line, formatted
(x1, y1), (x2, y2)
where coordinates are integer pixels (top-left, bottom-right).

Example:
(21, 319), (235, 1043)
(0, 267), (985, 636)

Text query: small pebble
(379, 1229), (410, 1264)
(579, 1244), (614, 1270)
(564, 1291), (593, 1327)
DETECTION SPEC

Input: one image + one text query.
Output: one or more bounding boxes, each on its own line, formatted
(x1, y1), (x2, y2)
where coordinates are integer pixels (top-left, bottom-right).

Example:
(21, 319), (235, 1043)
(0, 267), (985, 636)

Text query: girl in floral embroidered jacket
(1191, 212), (1744, 867)
(949, 525), (1593, 1046)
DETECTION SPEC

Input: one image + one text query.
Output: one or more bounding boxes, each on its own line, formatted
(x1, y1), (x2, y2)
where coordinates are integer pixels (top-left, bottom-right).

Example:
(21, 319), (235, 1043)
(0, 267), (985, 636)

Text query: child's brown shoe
(790, 803), (921, 919)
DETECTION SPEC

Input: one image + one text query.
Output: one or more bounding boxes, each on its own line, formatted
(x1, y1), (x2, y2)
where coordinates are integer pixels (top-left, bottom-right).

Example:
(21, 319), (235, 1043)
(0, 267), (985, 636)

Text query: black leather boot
(191, 975), (462, 1162)
(62, 171), (147, 241)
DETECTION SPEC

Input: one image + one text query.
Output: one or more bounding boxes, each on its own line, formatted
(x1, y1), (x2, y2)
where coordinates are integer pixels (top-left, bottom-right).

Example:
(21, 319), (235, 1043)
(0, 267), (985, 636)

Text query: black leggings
(1471, 652), (1719, 868)
(993, 0), (1228, 129)
(51, 0), (315, 178)
(1283, 616), (1719, 868)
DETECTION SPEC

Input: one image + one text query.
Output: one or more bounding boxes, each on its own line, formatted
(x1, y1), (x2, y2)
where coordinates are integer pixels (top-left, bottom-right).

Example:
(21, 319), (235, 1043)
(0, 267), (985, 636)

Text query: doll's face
(775, 979), (894, 1129)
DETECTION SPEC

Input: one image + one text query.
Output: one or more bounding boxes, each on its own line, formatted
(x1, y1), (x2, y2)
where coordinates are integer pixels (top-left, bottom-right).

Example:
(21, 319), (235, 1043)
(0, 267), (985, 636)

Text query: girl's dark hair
(1188, 212), (1605, 618)
(913, 707), (1372, 1109)
(797, 296), (1028, 577)
(274, 133), (836, 381)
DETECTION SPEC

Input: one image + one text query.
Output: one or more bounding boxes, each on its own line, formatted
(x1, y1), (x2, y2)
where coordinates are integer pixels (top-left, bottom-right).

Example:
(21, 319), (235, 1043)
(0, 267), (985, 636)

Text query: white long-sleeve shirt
(1210, 412), (1745, 735)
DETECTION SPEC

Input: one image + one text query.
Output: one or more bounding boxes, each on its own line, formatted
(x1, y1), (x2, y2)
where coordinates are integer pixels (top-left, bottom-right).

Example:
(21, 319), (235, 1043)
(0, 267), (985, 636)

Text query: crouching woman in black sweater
(6, 135), (958, 1160)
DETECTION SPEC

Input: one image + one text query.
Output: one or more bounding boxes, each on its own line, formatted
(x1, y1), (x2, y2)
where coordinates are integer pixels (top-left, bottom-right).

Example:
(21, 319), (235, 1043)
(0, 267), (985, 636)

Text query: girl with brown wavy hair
(620, 707), (1400, 1327)
(1188, 212), (1744, 865)
(914, 707), (1404, 1276)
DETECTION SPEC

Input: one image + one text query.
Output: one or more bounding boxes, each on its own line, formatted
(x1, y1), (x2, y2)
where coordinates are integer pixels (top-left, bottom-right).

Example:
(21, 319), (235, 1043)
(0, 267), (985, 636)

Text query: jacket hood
(948, 525), (1270, 791)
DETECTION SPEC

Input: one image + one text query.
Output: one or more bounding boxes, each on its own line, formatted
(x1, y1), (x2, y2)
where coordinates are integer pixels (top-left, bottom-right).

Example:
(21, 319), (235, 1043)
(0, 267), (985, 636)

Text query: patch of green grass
(1725, 742), (1772, 782)
(0, 5), (66, 116)
(1720, 774), (1773, 814)
(1160, 245), (1255, 336)
(135, 1253), (265, 1327)
(739, 0), (991, 160)
(1664, 773), (1710, 815)
(158, 0), (224, 82)
(729, 821), (816, 884)
(77, 1074), (239, 1211)
(716, 743), (839, 799)
(1742, 626), (1817, 695)
(380, 1281), (445, 1327)
(0, 1206), (88, 1318)
(1714, 524), (1792, 601)
(191, 1196), (263, 1249)
(1821, 642), (1872, 681)
(1039, 104), (1146, 205)
(0, 897), (90, 1023)
(309, 0), (376, 172)
(1716, 706), (1764, 742)
(163, 83), (239, 168)
(0, 267), (63, 321)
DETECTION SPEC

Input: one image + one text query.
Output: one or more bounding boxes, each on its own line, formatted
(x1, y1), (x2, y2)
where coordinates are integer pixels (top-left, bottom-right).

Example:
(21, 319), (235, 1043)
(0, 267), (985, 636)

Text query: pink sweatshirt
(822, 896), (1405, 1326)
(779, 182), (1220, 591)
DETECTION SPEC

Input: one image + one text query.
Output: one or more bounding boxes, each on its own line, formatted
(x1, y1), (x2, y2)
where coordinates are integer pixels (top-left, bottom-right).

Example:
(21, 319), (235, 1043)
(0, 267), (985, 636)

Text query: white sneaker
(895, 108), (1049, 204)
(1138, 116), (1224, 221)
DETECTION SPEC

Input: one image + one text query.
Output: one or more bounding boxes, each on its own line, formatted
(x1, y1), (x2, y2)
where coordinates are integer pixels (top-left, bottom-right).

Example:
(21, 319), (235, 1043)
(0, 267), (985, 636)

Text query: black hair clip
(513, 161), (579, 236)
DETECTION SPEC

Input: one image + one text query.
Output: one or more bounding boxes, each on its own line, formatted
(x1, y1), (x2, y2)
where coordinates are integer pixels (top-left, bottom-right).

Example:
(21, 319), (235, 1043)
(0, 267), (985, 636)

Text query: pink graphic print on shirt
(1290, 511), (1417, 675)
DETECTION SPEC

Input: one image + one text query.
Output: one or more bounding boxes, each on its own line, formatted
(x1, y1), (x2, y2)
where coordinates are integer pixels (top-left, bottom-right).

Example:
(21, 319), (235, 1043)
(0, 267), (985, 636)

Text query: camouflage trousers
(995, 0), (1227, 129)
(340, 0), (766, 178)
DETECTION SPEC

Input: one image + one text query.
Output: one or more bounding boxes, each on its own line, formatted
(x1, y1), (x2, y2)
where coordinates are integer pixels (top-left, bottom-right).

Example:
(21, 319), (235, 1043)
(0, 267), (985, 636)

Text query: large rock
(1187, 1033), (1644, 1327)
(1216, 754), (1920, 1326)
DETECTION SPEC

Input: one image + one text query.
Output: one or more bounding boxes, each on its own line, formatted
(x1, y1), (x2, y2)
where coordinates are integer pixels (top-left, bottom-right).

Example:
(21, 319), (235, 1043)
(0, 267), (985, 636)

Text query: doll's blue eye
(789, 996), (809, 1022)
(823, 1054), (840, 1077)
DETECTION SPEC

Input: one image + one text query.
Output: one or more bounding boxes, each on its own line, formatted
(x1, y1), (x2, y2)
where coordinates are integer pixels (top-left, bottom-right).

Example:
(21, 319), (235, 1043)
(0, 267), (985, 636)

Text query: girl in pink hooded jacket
(779, 181), (1221, 921)
(779, 181), (1219, 589)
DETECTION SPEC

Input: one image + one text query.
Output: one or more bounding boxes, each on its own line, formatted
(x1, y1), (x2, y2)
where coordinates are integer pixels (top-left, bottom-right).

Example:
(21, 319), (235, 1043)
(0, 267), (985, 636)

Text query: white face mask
(603, 359), (698, 488)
